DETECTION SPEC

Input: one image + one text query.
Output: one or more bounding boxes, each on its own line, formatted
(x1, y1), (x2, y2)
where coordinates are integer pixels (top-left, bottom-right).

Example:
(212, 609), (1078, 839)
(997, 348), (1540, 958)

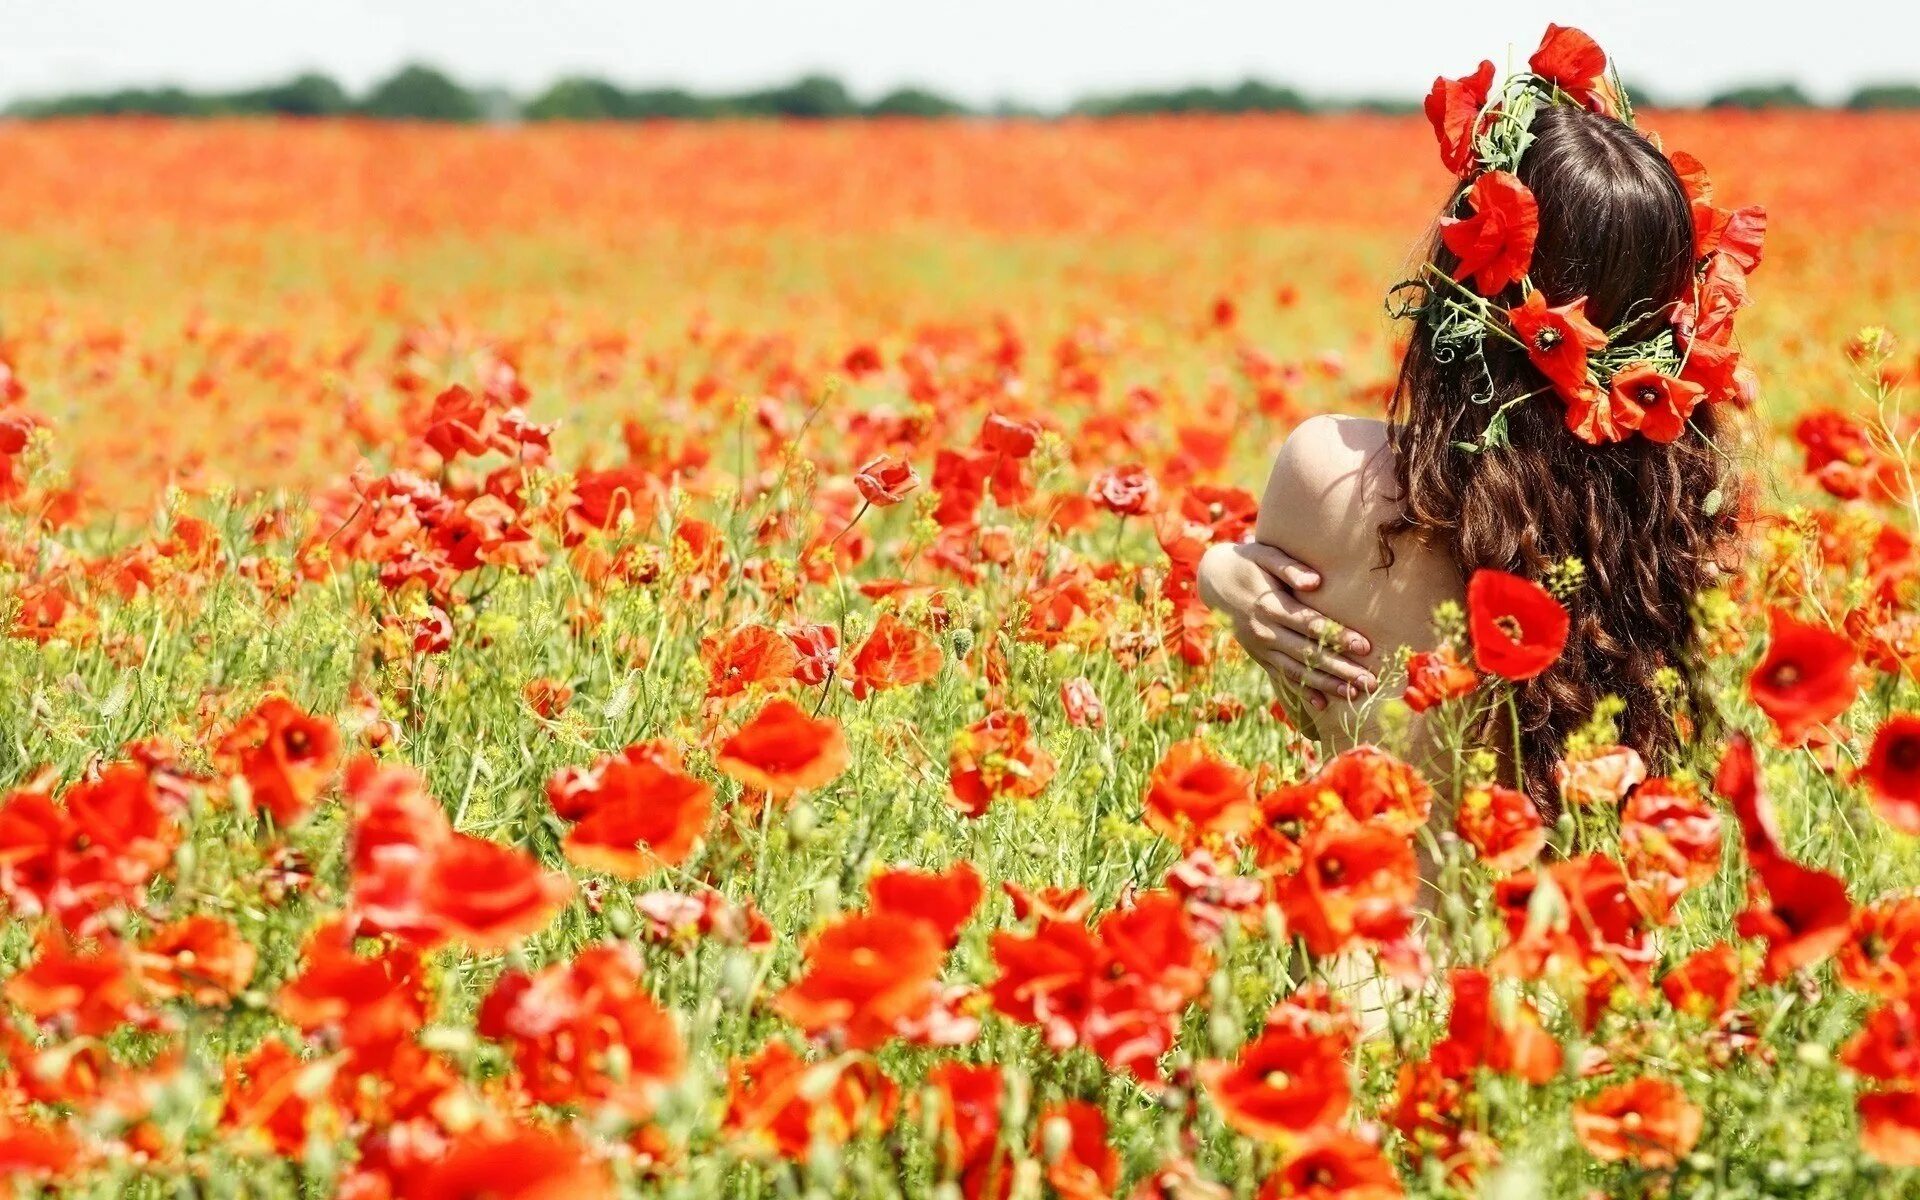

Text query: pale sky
(1, 1), (1914, 108)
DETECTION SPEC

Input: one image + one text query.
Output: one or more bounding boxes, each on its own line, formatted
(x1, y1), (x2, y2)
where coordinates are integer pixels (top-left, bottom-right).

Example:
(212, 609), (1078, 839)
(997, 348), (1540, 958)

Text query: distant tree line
(9, 63), (1920, 120)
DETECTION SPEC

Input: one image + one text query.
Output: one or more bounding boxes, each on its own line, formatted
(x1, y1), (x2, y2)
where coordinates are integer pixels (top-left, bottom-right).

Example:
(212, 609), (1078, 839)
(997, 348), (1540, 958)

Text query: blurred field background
(4, 112), (1917, 509)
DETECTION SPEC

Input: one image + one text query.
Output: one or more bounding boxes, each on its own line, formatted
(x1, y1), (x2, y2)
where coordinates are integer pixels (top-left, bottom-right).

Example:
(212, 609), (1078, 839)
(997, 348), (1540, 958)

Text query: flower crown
(1391, 24), (1767, 451)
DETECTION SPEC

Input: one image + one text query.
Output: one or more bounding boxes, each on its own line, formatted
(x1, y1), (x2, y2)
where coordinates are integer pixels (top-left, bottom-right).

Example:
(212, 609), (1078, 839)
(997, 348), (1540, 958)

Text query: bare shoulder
(1255, 414), (1401, 550)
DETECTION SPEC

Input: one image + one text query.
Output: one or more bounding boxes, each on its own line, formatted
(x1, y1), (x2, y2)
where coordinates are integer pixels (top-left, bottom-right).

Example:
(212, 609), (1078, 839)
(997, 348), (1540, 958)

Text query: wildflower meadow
(2, 101), (1920, 1199)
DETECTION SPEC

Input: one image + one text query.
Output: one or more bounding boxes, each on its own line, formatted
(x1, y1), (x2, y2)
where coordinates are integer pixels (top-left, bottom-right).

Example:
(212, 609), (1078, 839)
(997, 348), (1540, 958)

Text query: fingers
(1263, 664), (1329, 711)
(1251, 588), (1372, 658)
(1239, 618), (1370, 698)
(1240, 542), (1322, 592)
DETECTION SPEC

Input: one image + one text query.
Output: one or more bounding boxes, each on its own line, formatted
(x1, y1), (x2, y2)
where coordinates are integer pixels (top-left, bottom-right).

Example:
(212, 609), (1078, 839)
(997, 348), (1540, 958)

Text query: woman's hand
(1196, 541), (1377, 710)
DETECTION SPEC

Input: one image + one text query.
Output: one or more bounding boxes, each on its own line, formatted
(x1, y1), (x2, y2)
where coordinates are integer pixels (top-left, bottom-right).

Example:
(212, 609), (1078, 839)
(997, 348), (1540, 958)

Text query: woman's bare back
(1250, 414), (1464, 747)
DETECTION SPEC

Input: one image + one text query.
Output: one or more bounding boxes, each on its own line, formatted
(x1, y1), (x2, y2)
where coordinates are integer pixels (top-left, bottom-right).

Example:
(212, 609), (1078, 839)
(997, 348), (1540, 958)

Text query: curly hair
(1379, 104), (1742, 815)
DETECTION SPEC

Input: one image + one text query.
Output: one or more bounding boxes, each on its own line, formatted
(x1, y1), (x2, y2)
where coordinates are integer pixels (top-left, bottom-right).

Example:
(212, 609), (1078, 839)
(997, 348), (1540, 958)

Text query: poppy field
(3, 110), (1920, 1198)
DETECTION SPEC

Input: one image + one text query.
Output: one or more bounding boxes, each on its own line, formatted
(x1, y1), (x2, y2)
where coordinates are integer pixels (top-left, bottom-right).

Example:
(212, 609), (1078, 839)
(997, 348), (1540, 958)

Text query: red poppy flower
(1402, 645), (1479, 713)
(1528, 24), (1615, 114)
(1258, 1131), (1402, 1200)
(1466, 569), (1569, 680)
(277, 918), (428, 1063)
(715, 696), (849, 798)
(1859, 1088), (1920, 1168)
(1839, 897), (1920, 998)
(1605, 364), (1705, 445)
(1425, 60), (1495, 177)
(1572, 1077), (1702, 1167)
(563, 771), (713, 880)
(1143, 739), (1256, 847)
(949, 710), (1057, 817)
(136, 914), (257, 1005)
(217, 696), (342, 827)
(221, 1038), (322, 1158)
(773, 910), (945, 1049)
(1279, 822), (1420, 956)
(1508, 290), (1607, 405)
(1100, 890), (1212, 1010)
(1441, 171), (1539, 296)
(723, 1040), (898, 1162)
(1088, 463), (1159, 516)
(1455, 784), (1546, 872)
(5, 927), (140, 1037)
(418, 832), (571, 951)
(1179, 484), (1258, 543)
(700, 623), (800, 700)
(1862, 713), (1920, 833)
(477, 944), (684, 1116)
(1737, 852), (1853, 981)
(784, 622), (840, 685)
(1841, 998), (1920, 1082)
(0, 1116), (80, 1181)
(1746, 609), (1859, 745)
(407, 1126), (617, 1200)
(1660, 941), (1743, 1020)
(1032, 1101), (1120, 1200)
(868, 860), (984, 946)
(847, 613), (942, 698)
(1438, 967), (1562, 1084)
(922, 1061), (1004, 1172)
(1556, 745), (1649, 809)
(853, 454), (921, 506)
(1198, 1023), (1352, 1139)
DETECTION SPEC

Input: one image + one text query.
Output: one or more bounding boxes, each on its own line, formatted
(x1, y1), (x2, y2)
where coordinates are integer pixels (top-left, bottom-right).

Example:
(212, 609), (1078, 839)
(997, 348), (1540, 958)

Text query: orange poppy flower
(949, 710), (1057, 817)
(1258, 1131), (1403, 1200)
(407, 1125), (617, 1200)
(1440, 171), (1539, 296)
(1455, 785), (1546, 872)
(1402, 646), (1479, 713)
(418, 832), (571, 952)
(1143, 739), (1256, 848)
(1655, 944), (1742, 1027)
(1033, 1101), (1120, 1200)
(216, 696), (342, 827)
(773, 910), (945, 1049)
(715, 696), (849, 798)
(277, 918), (428, 1063)
(0, 1116), (81, 1181)
(1859, 1088), (1920, 1169)
(477, 944), (684, 1116)
(1466, 569), (1568, 681)
(1199, 1023), (1351, 1140)
(4, 927), (140, 1037)
(1746, 609), (1859, 745)
(700, 623), (800, 700)
(1838, 897), (1920, 998)
(560, 748), (714, 879)
(1424, 60), (1494, 177)
(847, 613), (942, 698)
(221, 1038), (326, 1158)
(136, 914), (257, 1005)
(1571, 1077), (1703, 1168)
(1436, 967), (1562, 1085)
(868, 861), (985, 946)
(722, 1040), (898, 1161)
(1555, 745), (1648, 809)
(1862, 712), (1920, 833)
(1279, 822), (1420, 957)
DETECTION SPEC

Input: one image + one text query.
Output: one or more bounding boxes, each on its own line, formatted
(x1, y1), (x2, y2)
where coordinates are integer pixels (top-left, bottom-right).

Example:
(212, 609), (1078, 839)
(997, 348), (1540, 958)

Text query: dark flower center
(1494, 614), (1526, 643)
(1534, 327), (1562, 352)
(1768, 662), (1803, 688)
(1891, 737), (1920, 773)
(1637, 386), (1662, 406)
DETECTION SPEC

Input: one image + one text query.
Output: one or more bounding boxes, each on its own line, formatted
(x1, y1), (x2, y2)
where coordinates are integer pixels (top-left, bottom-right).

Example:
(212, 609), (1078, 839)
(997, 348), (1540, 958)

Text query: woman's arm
(1197, 541), (1375, 708)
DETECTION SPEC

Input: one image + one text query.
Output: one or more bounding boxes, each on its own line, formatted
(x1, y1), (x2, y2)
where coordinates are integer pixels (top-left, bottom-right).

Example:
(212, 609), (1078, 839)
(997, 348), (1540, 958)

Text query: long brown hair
(1381, 104), (1740, 813)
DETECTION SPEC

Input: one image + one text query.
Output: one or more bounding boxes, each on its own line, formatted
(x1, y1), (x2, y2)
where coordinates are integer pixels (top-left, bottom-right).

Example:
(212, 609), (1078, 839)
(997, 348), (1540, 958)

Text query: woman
(1198, 26), (1754, 815)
